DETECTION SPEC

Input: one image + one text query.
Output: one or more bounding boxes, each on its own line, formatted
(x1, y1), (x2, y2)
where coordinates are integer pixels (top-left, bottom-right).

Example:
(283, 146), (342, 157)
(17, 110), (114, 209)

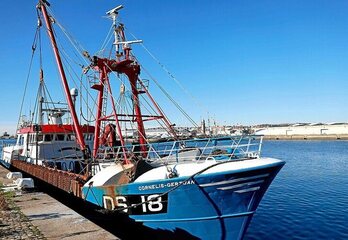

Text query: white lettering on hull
(138, 179), (195, 191)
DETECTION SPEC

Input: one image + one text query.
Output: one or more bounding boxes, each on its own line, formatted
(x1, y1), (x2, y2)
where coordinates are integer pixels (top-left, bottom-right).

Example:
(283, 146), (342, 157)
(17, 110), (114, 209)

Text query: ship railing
(95, 135), (263, 164)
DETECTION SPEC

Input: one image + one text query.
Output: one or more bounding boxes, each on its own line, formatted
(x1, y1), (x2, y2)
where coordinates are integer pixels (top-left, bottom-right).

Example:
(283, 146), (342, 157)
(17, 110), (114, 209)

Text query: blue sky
(1, 0), (348, 134)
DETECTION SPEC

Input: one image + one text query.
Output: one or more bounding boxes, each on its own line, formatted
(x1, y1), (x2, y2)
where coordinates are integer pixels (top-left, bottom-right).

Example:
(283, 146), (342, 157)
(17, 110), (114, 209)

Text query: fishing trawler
(1, 1), (285, 239)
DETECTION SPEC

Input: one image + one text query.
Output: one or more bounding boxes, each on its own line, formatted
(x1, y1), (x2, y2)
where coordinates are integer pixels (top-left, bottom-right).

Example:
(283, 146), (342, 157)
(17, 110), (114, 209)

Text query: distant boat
(1, 132), (10, 139)
(1, 1), (285, 239)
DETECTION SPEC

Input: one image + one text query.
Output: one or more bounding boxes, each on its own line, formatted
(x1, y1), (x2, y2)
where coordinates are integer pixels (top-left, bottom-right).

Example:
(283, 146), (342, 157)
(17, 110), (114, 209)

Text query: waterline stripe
(199, 174), (269, 187)
(135, 211), (255, 223)
(217, 180), (264, 191)
(235, 186), (260, 193)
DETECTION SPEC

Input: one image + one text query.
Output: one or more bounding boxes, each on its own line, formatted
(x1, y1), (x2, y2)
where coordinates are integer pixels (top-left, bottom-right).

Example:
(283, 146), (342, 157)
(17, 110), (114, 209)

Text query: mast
(38, 1), (89, 158)
(90, 6), (147, 157)
(88, 5), (178, 159)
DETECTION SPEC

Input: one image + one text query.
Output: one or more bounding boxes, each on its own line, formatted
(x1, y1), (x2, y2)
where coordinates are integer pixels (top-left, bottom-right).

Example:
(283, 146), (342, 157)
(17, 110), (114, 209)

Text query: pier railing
(96, 135), (263, 164)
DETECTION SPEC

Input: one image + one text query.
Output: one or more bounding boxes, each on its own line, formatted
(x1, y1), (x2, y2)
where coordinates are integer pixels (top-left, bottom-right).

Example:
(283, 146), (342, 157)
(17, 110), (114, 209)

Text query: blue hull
(0, 159), (11, 169)
(83, 162), (284, 239)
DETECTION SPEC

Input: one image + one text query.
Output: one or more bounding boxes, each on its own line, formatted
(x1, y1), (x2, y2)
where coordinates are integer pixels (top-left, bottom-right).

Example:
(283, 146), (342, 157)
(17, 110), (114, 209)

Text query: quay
(254, 123), (348, 140)
(0, 165), (118, 240)
(134, 122), (348, 140)
(262, 134), (348, 140)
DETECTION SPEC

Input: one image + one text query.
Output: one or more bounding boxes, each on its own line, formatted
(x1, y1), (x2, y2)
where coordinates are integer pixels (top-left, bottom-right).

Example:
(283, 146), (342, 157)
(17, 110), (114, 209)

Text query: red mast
(89, 5), (178, 160)
(39, 1), (89, 158)
(91, 55), (147, 156)
(91, 6), (147, 157)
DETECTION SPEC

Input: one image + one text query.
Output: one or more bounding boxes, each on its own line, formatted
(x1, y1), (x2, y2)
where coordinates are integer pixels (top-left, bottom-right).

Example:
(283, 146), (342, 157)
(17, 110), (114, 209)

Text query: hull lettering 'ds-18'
(103, 194), (168, 214)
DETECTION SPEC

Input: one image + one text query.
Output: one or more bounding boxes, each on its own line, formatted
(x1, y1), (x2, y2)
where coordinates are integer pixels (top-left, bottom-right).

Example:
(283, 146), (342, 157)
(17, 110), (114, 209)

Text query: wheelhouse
(14, 124), (94, 173)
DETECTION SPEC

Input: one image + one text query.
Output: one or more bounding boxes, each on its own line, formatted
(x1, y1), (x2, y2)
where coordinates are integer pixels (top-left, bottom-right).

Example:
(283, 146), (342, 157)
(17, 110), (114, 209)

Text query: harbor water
(1, 139), (347, 239)
(245, 140), (348, 240)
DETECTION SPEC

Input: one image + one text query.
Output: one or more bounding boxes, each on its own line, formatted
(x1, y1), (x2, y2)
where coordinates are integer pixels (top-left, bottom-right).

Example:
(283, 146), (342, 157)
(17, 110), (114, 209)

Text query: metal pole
(39, 2), (87, 153)
(129, 75), (147, 154)
(103, 66), (129, 163)
(92, 71), (105, 158)
(138, 79), (177, 139)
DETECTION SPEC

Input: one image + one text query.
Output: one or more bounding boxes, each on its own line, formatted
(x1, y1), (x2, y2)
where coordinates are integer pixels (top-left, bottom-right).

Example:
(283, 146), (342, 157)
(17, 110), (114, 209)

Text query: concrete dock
(0, 165), (118, 240)
(262, 134), (348, 140)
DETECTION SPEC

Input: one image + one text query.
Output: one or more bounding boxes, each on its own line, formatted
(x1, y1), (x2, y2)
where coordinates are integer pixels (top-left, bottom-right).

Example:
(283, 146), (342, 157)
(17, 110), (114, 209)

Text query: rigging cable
(43, 6), (187, 165)
(104, 63), (170, 143)
(43, 19), (99, 123)
(16, 13), (42, 132)
(103, 63), (180, 174)
(46, 7), (88, 66)
(50, 7), (181, 138)
(100, 24), (114, 53)
(45, 6), (100, 124)
(127, 30), (210, 119)
(138, 62), (199, 128)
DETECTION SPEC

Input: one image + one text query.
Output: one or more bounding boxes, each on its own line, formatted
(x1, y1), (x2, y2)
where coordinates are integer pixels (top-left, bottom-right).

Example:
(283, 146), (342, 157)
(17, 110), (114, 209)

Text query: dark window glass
(67, 134), (76, 141)
(55, 134), (65, 141)
(19, 136), (24, 145)
(87, 134), (94, 141)
(44, 134), (53, 142)
(37, 134), (43, 141)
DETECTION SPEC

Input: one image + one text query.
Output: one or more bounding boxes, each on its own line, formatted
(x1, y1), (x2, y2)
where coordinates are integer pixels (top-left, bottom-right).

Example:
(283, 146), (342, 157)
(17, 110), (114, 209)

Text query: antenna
(106, 5), (123, 16)
(114, 40), (143, 45)
(105, 5), (143, 56)
(106, 5), (124, 54)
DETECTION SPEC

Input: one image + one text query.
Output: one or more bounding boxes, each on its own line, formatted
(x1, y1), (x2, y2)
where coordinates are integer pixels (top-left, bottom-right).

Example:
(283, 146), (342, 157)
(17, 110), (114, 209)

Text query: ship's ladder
(100, 86), (109, 132)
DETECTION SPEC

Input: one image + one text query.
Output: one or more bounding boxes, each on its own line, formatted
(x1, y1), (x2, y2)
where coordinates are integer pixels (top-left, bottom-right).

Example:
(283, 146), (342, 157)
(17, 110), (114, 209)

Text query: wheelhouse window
(84, 134), (93, 141)
(37, 134), (43, 142)
(55, 134), (65, 141)
(17, 135), (24, 145)
(28, 134), (33, 143)
(66, 134), (76, 141)
(44, 134), (53, 142)
(30, 134), (37, 143)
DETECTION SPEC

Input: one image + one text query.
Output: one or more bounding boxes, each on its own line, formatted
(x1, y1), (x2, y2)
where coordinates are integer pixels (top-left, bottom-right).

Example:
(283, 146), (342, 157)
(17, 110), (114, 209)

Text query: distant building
(254, 122), (348, 139)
